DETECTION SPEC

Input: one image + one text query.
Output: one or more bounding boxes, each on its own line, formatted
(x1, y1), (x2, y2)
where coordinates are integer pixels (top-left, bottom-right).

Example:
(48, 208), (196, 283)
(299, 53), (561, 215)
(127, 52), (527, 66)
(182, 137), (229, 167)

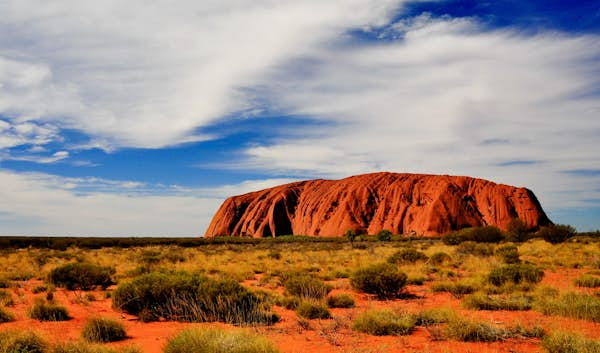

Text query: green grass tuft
(82, 317), (127, 343)
(352, 309), (415, 336)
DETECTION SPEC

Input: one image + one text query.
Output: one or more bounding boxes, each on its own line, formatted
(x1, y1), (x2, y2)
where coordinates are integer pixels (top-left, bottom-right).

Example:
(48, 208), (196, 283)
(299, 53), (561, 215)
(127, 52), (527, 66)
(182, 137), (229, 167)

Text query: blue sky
(0, 0), (599, 236)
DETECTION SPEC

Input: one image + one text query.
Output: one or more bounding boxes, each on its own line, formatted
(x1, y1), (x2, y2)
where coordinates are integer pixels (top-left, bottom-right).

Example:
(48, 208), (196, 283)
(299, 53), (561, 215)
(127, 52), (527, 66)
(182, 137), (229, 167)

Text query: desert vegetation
(0, 225), (599, 352)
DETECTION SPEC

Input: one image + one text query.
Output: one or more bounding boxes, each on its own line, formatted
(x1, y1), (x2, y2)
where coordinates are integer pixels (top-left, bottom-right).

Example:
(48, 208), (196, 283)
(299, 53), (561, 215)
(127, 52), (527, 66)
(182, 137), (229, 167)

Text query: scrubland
(0, 226), (599, 353)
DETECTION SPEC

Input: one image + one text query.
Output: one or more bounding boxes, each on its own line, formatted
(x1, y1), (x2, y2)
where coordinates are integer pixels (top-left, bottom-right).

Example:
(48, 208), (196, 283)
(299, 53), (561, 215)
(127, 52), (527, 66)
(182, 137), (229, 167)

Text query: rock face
(205, 172), (551, 237)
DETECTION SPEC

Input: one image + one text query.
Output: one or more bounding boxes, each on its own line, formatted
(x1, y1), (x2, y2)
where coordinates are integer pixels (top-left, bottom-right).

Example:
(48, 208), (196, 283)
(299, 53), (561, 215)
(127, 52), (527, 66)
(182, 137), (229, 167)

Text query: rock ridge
(204, 172), (551, 237)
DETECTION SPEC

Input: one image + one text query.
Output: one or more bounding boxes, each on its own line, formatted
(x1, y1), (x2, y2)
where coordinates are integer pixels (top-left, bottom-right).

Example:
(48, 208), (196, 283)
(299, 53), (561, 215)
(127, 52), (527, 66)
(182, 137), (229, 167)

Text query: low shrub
(296, 301), (330, 319)
(283, 275), (332, 299)
(445, 316), (507, 342)
(574, 275), (600, 288)
(48, 262), (114, 290)
(488, 264), (544, 286)
(387, 248), (428, 264)
(326, 293), (355, 308)
(463, 292), (532, 311)
(455, 241), (495, 257)
(352, 309), (416, 336)
(505, 218), (531, 243)
(429, 252), (452, 265)
(495, 244), (521, 264)
(0, 306), (15, 323)
(112, 271), (277, 325)
(350, 263), (407, 299)
(537, 224), (576, 244)
(533, 291), (600, 322)
(542, 331), (600, 353)
(376, 229), (392, 241)
(28, 299), (70, 321)
(0, 330), (47, 353)
(82, 317), (127, 343)
(163, 328), (279, 353)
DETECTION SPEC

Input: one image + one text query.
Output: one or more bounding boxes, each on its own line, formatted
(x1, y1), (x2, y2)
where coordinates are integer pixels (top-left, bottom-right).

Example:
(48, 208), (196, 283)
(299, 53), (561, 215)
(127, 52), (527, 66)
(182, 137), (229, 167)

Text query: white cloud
(0, 170), (220, 236)
(0, 0), (403, 149)
(0, 170), (302, 236)
(236, 17), (600, 214)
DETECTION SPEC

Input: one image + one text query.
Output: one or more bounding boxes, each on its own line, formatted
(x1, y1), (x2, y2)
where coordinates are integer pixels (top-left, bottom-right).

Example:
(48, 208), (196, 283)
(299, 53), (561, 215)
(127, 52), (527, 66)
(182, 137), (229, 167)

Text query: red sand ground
(2, 270), (599, 353)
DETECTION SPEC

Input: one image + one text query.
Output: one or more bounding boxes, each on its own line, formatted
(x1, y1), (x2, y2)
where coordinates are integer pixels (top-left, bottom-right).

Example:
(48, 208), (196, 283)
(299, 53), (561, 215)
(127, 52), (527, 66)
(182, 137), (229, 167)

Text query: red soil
(2, 272), (599, 353)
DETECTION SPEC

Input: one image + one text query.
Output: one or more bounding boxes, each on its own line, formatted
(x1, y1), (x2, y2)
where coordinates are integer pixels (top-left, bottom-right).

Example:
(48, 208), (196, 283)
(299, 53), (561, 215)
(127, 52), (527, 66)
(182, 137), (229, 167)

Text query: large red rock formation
(204, 172), (551, 237)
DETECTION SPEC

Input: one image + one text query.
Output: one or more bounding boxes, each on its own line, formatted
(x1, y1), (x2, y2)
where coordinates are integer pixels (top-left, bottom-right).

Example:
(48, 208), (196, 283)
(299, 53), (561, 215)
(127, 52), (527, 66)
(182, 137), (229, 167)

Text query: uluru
(204, 172), (551, 237)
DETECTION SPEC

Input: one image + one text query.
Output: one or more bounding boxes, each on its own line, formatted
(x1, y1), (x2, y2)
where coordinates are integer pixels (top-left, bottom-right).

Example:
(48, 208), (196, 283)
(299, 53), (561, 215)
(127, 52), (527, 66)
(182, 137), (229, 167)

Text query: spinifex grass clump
(163, 328), (280, 353)
(488, 264), (544, 286)
(463, 292), (532, 311)
(445, 316), (507, 342)
(574, 274), (600, 288)
(296, 300), (331, 319)
(0, 306), (15, 323)
(112, 271), (277, 325)
(352, 309), (416, 336)
(0, 330), (47, 353)
(326, 293), (355, 308)
(48, 262), (114, 290)
(28, 299), (70, 321)
(82, 317), (127, 342)
(542, 331), (600, 353)
(350, 263), (407, 299)
(430, 280), (477, 298)
(53, 341), (142, 353)
(533, 290), (600, 322)
(283, 275), (332, 299)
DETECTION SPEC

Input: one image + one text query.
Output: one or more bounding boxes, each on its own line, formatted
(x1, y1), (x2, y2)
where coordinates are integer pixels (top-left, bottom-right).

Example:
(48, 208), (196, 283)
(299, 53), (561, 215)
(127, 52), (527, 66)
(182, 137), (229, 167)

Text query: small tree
(376, 229), (392, 241)
(346, 229), (357, 248)
(538, 224), (576, 244)
(506, 218), (530, 243)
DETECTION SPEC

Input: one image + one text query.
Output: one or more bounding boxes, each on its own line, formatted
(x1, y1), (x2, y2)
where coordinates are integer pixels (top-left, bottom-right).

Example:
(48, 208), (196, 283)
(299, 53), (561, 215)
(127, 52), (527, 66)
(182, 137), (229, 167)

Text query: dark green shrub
(326, 293), (355, 308)
(350, 263), (407, 299)
(429, 252), (452, 265)
(495, 245), (521, 264)
(538, 224), (576, 244)
(0, 330), (47, 353)
(387, 248), (428, 264)
(376, 230), (392, 241)
(574, 275), (600, 288)
(296, 301), (330, 319)
(463, 293), (532, 311)
(0, 306), (15, 323)
(345, 229), (357, 243)
(112, 271), (277, 325)
(283, 275), (332, 299)
(443, 226), (505, 244)
(28, 299), (70, 321)
(542, 331), (600, 353)
(82, 317), (127, 342)
(352, 309), (415, 336)
(163, 328), (279, 353)
(488, 264), (544, 286)
(48, 262), (114, 290)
